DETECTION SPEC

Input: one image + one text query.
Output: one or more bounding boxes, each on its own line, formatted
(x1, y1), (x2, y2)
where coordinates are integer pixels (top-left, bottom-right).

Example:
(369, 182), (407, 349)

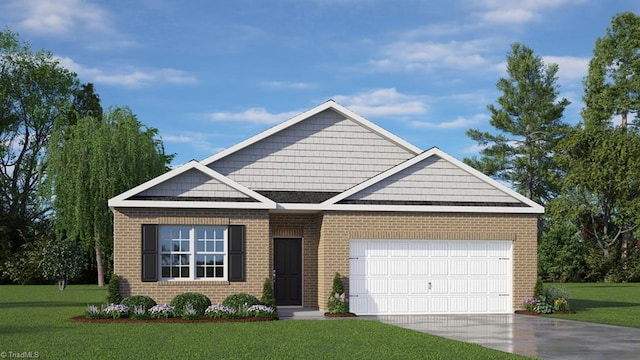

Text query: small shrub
(170, 292), (211, 316)
(554, 297), (569, 311)
(148, 304), (175, 318)
(222, 293), (260, 312)
(121, 295), (157, 311)
(205, 304), (237, 319)
(85, 304), (103, 319)
(103, 303), (129, 319)
(327, 272), (348, 314)
(533, 278), (544, 298)
(106, 274), (122, 304)
(533, 301), (553, 314)
(181, 303), (199, 320)
(248, 304), (277, 318)
(130, 305), (149, 320)
(520, 297), (537, 311)
(261, 278), (276, 307)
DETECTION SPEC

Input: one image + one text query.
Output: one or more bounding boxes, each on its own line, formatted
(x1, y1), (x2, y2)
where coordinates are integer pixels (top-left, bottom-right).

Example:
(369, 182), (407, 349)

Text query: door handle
(428, 282), (432, 290)
(272, 269), (276, 282)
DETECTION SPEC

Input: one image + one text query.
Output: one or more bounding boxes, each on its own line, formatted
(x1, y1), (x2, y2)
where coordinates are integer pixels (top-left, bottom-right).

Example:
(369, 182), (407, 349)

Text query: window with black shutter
(228, 225), (246, 282)
(141, 224), (158, 282)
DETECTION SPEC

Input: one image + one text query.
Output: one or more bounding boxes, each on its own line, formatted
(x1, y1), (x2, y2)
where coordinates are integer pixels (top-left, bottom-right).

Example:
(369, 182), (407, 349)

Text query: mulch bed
(70, 316), (278, 323)
(324, 312), (357, 318)
(515, 310), (576, 316)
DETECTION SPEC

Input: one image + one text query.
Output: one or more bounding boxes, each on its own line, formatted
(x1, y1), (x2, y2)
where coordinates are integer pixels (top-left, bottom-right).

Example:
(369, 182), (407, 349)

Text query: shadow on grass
(0, 301), (90, 309)
(570, 299), (640, 311)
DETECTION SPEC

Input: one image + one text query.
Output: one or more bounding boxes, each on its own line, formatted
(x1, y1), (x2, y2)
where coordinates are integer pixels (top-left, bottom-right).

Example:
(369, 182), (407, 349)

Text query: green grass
(0, 285), (525, 359)
(547, 282), (640, 328)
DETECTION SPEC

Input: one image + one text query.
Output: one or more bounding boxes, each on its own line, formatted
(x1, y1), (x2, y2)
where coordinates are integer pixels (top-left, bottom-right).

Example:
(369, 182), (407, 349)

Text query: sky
(1, 0), (639, 166)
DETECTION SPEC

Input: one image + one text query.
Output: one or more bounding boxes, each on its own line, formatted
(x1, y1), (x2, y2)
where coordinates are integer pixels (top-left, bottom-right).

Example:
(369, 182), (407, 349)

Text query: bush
(130, 305), (150, 320)
(205, 304), (237, 319)
(327, 272), (348, 314)
(148, 304), (175, 318)
(121, 295), (157, 311)
(106, 274), (122, 304)
(222, 293), (260, 312)
(247, 304), (277, 318)
(170, 292), (211, 316)
(261, 278), (276, 307)
(533, 278), (544, 298)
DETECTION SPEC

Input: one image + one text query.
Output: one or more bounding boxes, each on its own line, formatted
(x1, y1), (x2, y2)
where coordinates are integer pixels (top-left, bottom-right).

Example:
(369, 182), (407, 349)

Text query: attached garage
(349, 240), (513, 315)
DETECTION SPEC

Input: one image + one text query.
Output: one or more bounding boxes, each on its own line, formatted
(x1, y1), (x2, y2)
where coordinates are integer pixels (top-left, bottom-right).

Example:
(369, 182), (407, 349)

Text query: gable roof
(201, 99), (422, 166)
(109, 101), (544, 214)
(107, 161), (276, 209)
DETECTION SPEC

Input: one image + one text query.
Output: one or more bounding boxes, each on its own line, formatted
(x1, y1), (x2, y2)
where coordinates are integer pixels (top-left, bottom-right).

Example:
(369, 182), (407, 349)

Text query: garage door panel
(349, 240), (512, 315)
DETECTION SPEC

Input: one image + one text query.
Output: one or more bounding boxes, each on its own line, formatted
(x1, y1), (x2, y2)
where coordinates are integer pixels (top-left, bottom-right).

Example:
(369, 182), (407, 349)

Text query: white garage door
(349, 240), (512, 315)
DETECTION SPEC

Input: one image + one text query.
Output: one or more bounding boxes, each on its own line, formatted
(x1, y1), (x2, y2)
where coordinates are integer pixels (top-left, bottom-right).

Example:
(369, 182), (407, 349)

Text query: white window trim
(159, 225), (228, 281)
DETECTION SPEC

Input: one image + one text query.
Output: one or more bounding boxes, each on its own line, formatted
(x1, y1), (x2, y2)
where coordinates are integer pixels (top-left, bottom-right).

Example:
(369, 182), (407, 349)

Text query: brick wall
(113, 207), (270, 304)
(317, 211), (538, 311)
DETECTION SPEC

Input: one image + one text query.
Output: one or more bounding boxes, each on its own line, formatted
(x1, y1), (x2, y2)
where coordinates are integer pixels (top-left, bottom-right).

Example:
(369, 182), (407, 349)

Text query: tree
(582, 12), (640, 129)
(70, 82), (103, 123)
(0, 29), (78, 277)
(41, 236), (86, 290)
(46, 107), (172, 286)
(555, 126), (640, 274)
(465, 43), (570, 205)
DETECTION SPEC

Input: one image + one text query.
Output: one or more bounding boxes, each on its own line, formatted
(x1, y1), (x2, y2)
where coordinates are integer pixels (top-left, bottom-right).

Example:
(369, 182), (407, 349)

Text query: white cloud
(261, 81), (316, 89)
(472, 0), (586, 25)
(8, 0), (110, 35)
(410, 113), (487, 129)
(333, 88), (428, 117)
(481, 9), (538, 23)
(543, 56), (590, 82)
(162, 132), (225, 156)
(56, 57), (197, 88)
(207, 108), (302, 125)
(369, 39), (497, 73)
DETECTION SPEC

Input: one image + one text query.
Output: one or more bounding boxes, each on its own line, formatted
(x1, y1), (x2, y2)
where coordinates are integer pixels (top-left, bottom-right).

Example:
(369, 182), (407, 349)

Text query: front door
(273, 238), (302, 306)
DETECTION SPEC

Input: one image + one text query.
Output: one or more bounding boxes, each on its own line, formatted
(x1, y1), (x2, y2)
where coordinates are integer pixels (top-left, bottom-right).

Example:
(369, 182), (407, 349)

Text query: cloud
(207, 108), (302, 125)
(481, 9), (538, 23)
(369, 39), (498, 74)
(162, 132), (225, 156)
(6, 0), (110, 35)
(56, 57), (197, 88)
(333, 88), (429, 117)
(472, 0), (586, 25)
(543, 56), (590, 83)
(261, 81), (316, 89)
(410, 113), (488, 129)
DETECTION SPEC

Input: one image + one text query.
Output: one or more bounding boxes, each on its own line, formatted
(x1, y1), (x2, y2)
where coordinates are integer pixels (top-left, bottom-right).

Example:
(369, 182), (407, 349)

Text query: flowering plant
(103, 303), (129, 319)
(520, 297), (537, 311)
(205, 304), (237, 319)
(148, 304), (175, 318)
(181, 303), (199, 320)
(131, 305), (149, 320)
(247, 304), (277, 318)
(554, 297), (569, 311)
(85, 304), (103, 319)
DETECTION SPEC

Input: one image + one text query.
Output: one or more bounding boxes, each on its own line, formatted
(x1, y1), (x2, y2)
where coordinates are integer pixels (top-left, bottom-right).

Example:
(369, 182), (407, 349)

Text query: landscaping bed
(70, 315), (277, 323)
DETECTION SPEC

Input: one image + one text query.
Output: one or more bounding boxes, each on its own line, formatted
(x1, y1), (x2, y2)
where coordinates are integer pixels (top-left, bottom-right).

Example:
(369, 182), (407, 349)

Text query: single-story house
(108, 100), (543, 315)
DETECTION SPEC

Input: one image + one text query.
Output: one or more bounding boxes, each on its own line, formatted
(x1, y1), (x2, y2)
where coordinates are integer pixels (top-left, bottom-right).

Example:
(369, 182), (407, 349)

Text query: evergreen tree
(465, 43), (570, 205)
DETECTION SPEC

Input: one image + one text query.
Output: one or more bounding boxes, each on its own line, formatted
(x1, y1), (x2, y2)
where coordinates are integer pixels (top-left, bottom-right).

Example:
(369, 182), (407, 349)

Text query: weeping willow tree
(46, 107), (172, 285)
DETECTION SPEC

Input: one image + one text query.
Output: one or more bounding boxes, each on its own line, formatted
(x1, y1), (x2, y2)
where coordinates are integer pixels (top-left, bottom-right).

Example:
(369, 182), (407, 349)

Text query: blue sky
(1, 0), (638, 166)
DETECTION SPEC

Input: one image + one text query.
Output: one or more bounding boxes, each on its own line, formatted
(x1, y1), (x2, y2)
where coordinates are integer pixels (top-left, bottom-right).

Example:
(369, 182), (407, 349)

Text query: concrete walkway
(368, 314), (640, 360)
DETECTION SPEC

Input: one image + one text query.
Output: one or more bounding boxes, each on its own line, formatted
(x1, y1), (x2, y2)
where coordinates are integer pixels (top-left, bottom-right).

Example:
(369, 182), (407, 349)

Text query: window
(159, 226), (227, 280)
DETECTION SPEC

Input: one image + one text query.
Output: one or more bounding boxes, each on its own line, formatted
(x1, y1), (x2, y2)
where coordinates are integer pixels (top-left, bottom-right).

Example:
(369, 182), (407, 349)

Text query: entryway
(273, 237), (302, 306)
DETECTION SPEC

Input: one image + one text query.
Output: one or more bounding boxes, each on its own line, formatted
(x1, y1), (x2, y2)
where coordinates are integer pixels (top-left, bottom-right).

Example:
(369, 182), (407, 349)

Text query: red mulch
(69, 316), (278, 323)
(324, 312), (357, 318)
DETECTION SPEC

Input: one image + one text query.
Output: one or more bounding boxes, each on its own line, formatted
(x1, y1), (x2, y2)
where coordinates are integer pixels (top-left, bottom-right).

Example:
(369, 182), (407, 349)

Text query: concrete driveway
(367, 314), (640, 360)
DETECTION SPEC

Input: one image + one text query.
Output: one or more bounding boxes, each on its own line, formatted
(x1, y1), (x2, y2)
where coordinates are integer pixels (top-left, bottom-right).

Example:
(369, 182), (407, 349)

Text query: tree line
(466, 12), (640, 282)
(0, 29), (172, 287)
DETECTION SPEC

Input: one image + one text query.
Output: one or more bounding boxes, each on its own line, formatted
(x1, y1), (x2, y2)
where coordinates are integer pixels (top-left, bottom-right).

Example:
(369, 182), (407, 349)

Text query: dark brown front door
(274, 238), (302, 306)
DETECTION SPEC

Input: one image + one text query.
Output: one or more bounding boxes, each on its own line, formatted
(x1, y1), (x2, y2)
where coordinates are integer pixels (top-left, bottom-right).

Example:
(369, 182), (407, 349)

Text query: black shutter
(228, 225), (245, 282)
(141, 224), (158, 282)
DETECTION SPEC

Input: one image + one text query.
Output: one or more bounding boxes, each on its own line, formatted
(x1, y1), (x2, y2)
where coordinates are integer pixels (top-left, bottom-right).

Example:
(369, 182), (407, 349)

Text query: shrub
(222, 293), (260, 312)
(248, 304), (277, 318)
(520, 297), (537, 311)
(327, 272), (348, 314)
(121, 295), (157, 311)
(170, 292), (211, 316)
(533, 278), (544, 298)
(181, 303), (199, 320)
(103, 303), (129, 319)
(148, 304), (175, 318)
(130, 305), (150, 320)
(106, 274), (122, 304)
(205, 304), (237, 319)
(85, 304), (103, 319)
(554, 297), (569, 311)
(261, 278), (276, 307)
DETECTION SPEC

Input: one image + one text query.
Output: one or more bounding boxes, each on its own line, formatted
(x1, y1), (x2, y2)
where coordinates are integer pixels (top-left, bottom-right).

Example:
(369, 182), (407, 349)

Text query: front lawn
(0, 285), (525, 359)
(547, 282), (640, 328)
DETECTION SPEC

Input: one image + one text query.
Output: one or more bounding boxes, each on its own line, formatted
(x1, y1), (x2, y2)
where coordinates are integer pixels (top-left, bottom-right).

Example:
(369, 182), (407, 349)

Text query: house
(108, 100), (543, 315)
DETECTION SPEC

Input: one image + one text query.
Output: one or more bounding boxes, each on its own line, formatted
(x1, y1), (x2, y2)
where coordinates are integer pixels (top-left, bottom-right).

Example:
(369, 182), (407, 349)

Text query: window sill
(157, 280), (231, 286)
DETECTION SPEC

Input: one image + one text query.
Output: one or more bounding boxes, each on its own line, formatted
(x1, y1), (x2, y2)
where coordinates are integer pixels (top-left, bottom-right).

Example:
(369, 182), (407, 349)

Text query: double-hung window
(159, 226), (227, 281)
